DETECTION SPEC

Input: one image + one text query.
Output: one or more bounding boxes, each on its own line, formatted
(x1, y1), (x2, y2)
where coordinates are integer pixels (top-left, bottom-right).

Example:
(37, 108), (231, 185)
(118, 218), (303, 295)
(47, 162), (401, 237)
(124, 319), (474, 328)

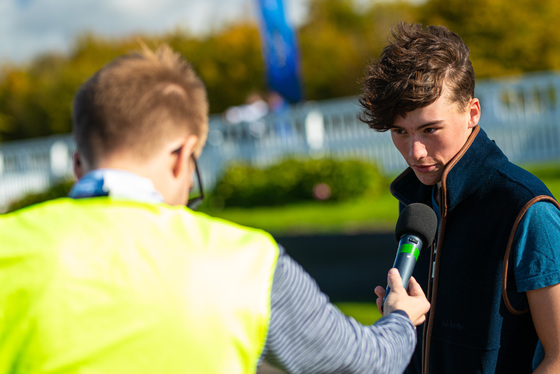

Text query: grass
(200, 192), (400, 236)
(200, 163), (560, 236)
(540, 178), (560, 196)
(336, 302), (382, 325)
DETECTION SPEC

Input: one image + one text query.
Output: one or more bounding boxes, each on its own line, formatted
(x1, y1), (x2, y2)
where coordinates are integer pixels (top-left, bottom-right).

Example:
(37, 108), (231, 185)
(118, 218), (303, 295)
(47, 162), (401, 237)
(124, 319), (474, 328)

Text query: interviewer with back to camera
(362, 23), (560, 373)
(0, 45), (429, 373)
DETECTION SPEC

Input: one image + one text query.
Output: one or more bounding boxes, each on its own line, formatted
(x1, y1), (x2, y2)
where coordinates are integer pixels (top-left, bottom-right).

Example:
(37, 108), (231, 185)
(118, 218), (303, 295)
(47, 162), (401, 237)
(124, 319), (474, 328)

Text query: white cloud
(0, 0), (307, 64)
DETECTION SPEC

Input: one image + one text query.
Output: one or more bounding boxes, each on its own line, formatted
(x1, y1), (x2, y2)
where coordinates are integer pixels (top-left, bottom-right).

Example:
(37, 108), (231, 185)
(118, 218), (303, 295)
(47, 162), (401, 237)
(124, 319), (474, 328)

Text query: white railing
(2, 71), (560, 211)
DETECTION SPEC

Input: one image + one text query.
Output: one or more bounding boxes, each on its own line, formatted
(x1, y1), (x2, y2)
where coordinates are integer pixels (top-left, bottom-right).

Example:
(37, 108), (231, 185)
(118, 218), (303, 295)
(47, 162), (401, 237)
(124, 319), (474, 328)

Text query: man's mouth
(411, 164), (436, 173)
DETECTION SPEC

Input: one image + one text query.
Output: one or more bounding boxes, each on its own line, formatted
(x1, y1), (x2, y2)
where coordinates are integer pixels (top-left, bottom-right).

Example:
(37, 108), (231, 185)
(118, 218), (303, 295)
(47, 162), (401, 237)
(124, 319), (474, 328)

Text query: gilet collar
(391, 126), (510, 213)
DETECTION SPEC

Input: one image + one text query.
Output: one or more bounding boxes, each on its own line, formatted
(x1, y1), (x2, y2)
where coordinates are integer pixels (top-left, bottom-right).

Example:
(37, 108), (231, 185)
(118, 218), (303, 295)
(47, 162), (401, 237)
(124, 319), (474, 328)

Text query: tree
(298, 0), (420, 100)
(419, 0), (560, 77)
(0, 34), (139, 141)
(168, 23), (267, 113)
(9, 0), (560, 141)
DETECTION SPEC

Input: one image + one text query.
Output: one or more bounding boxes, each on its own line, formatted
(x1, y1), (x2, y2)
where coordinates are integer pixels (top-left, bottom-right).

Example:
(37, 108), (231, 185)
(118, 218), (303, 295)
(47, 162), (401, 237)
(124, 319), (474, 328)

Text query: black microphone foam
(395, 203), (438, 249)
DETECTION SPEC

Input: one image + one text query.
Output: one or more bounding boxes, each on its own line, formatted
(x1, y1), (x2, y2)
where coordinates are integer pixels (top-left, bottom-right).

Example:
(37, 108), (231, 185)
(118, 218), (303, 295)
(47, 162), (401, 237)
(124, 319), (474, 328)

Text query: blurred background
(3, 1), (560, 372)
(3, 0), (560, 214)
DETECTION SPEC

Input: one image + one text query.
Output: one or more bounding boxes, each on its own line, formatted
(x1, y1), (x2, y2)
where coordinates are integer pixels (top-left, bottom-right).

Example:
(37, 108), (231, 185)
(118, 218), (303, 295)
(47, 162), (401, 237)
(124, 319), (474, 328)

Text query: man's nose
(409, 139), (428, 160)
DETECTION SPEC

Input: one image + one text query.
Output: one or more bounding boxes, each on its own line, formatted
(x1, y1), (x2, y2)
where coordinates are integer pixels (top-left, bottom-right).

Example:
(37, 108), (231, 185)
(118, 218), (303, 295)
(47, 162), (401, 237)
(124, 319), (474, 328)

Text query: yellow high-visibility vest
(0, 197), (279, 373)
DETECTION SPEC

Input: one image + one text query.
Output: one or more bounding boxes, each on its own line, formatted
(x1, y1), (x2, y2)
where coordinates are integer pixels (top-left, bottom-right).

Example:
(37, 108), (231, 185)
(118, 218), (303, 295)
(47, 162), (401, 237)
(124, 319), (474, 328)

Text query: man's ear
(468, 98), (481, 128)
(171, 135), (199, 179)
(73, 152), (85, 180)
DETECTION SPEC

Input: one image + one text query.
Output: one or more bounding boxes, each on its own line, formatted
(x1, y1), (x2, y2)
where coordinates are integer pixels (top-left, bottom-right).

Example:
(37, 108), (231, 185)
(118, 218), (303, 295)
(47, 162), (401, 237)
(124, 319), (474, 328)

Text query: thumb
(387, 268), (405, 293)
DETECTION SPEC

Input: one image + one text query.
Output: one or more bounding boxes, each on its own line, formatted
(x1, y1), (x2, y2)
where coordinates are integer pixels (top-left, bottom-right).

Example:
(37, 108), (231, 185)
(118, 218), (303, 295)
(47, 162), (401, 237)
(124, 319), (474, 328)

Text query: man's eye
(425, 128), (436, 134)
(391, 128), (406, 135)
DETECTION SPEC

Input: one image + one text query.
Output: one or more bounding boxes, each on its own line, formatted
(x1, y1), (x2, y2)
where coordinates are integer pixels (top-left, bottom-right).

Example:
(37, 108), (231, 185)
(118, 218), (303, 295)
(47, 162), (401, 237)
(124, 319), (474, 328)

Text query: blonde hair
(72, 44), (208, 165)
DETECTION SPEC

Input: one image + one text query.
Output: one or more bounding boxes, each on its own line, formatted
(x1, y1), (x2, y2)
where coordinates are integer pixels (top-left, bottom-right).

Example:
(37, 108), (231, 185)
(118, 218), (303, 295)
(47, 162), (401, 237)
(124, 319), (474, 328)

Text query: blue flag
(256, 0), (303, 103)
(17, 0), (32, 8)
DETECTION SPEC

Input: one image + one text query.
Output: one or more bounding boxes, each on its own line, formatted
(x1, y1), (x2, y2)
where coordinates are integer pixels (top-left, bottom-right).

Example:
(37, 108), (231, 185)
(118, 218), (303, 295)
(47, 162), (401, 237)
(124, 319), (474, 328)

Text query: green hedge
(6, 179), (74, 213)
(206, 157), (387, 209)
(5, 157), (387, 212)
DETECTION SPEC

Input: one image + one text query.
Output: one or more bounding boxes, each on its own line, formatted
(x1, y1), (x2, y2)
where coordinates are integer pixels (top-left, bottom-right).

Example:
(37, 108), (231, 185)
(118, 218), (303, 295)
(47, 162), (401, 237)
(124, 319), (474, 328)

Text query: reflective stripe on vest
(0, 197), (279, 374)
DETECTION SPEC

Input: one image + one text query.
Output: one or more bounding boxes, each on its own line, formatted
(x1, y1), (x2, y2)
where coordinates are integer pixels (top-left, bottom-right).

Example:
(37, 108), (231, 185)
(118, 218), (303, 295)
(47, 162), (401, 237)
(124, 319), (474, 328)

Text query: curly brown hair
(359, 23), (475, 132)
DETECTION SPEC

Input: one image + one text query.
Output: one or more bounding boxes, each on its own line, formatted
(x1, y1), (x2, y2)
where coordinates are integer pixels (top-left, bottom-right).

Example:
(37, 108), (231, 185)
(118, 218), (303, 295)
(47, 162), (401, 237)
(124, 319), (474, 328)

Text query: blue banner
(256, 0), (303, 103)
(17, 0), (32, 8)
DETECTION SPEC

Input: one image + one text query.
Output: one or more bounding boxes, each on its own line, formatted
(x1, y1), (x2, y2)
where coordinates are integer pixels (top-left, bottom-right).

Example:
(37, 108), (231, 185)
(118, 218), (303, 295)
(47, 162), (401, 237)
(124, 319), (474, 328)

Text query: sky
(0, 0), (308, 64)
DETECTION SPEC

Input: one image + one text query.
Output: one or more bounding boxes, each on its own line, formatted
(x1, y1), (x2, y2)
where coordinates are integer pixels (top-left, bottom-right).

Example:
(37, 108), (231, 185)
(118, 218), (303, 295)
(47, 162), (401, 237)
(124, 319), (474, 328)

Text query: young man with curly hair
(362, 23), (560, 373)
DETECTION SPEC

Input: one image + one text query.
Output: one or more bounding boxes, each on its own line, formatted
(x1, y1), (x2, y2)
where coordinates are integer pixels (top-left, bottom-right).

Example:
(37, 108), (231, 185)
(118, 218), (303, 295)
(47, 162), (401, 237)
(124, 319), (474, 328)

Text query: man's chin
(412, 171), (441, 186)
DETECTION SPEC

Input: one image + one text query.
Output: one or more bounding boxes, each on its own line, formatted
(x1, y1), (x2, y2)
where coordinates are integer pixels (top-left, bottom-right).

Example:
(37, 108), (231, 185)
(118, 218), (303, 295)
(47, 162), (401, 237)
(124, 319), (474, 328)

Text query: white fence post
(50, 141), (70, 178)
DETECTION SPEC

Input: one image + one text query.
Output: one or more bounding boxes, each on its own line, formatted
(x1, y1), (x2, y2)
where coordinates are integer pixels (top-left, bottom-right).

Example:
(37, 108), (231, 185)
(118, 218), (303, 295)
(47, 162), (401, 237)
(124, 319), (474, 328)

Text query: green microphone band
(398, 243), (420, 261)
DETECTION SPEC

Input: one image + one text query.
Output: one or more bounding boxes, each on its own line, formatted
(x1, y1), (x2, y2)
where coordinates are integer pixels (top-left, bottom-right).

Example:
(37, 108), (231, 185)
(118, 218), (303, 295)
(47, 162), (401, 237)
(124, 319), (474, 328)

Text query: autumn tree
(419, 0), (560, 77)
(0, 34), (143, 141)
(3, 0), (560, 142)
(167, 23), (266, 114)
(298, 0), (418, 100)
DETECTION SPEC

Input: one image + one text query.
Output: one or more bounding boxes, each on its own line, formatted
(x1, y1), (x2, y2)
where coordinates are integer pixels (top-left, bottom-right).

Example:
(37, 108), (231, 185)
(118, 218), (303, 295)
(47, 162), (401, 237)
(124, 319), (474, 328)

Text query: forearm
(534, 357), (560, 374)
(261, 246), (416, 374)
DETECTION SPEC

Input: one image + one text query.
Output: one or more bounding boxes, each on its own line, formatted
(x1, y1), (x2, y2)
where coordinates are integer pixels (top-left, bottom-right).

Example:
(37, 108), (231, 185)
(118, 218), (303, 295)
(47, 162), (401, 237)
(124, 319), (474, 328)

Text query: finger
(407, 276), (426, 297)
(376, 297), (383, 313)
(374, 285), (386, 299)
(387, 268), (405, 293)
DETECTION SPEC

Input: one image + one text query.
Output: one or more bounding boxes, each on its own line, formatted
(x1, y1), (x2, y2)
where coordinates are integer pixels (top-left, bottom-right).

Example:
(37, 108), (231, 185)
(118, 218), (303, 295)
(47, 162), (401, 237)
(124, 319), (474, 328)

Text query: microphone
(383, 203), (437, 305)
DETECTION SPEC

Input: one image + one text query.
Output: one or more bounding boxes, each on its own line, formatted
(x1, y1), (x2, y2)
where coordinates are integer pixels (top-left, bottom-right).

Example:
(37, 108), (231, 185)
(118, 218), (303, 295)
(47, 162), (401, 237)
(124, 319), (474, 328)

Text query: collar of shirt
(68, 169), (164, 203)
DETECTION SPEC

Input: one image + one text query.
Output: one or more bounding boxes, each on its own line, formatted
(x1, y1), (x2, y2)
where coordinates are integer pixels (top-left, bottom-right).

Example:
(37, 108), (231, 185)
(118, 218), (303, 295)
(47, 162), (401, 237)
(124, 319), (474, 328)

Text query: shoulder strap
(502, 195), (560, 315)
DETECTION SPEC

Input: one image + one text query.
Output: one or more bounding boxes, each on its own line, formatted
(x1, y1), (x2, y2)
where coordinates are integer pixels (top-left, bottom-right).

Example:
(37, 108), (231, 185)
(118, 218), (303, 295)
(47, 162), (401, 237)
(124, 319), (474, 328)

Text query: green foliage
(0, 34), (142, 142)
(419, 0), (560, 78)
(207, 157), (387, 209)
(0, 0), (419, 142)
(6, 178), (74, 213)
(200, 193), (398, 235)
(521, 162), (560, 180)
(8, 162), (560, 237)
(299, 0), (419, 100)
(3, 0), (560, 143)
(164, 23), (267, 113)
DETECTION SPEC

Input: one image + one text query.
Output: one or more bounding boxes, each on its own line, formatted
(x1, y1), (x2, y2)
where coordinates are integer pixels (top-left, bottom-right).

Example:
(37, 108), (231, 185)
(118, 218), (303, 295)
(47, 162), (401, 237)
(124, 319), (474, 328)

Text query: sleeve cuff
(391, 309), (410, 320)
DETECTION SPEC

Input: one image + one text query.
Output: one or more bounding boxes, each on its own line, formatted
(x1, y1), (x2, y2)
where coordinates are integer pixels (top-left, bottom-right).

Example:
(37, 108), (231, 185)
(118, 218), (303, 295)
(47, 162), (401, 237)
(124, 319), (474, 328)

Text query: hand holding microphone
(375, 203), (437, 325)
(376, 268), (430, 326)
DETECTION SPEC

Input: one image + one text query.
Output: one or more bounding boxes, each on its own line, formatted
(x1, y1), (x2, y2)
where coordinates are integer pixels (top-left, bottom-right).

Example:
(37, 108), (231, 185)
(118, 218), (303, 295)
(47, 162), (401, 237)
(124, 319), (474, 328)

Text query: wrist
(391, 309), (410, 320)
